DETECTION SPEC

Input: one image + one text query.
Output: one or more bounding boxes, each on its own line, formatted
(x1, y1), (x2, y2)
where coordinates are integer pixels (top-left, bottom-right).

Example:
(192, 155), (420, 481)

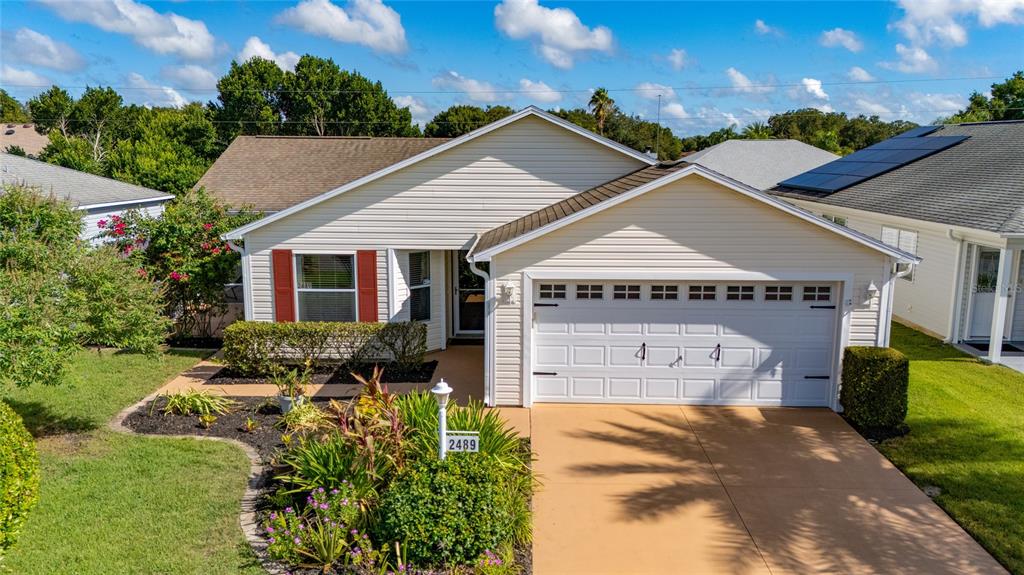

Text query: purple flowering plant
(264, 483), (363, 570)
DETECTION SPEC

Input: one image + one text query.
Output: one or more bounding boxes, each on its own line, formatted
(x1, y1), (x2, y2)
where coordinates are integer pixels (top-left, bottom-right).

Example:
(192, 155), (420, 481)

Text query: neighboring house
(0, 153), (173, 242)
(682, 139), (839, 190)
(221, 107), (916, 410)
(0, 123), (49, 157)
(772, 121), (1024, 363)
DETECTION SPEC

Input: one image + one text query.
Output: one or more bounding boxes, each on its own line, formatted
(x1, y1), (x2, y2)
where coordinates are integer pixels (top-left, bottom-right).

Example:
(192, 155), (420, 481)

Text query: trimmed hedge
(840, 346), (909, 430)
(222, 320), (427, 376)
(0, 400), (39, 558)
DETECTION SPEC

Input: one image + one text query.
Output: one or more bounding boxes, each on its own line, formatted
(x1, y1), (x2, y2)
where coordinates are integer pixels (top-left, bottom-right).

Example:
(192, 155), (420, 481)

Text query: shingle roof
(771, 121), (1024, 233)
(197, 135), (449, 212)
(473, 161), (691, 254)
(683, 139), (839, 190)
(0, 153), (172, 207)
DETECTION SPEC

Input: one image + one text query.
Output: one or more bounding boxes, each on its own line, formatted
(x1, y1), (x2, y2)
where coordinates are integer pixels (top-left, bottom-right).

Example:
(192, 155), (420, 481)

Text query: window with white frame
(765, 285), (793, 301)
(295, 254), (356, 322)
(802, 285), (832, 302)
(726, 285), (755, 301)
(539, 284), (566, 299)
(688, 285), (716, 301)
(613, 284), (641, 300)
(823, 214), (847, 227)
(576, 284), (603, 299)
(409, 252), (431, 321)
(650, 285), (678, 300)
(881, 226), (918, 281)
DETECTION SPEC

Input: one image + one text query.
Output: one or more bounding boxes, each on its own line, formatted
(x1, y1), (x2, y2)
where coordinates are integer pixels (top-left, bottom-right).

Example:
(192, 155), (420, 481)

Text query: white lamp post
(431, 379), (453, 460)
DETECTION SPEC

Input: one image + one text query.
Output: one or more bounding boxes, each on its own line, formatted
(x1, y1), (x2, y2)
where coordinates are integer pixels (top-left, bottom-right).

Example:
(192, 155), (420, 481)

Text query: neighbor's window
(296, 254), (356, 322)
(823, 214), (847, 227)
(881, 226), (918, 281)
(765, 285), (793, 301)
(539, 284), (566, 299)
(802, 285), (832, 302)
(688, 285), (716, 301)
(576, 284), (604, 300)
(409, 252), (431, 321)
(651, 285), (679, 300)
(613, 284), (641, 300)
(726, 285), (755, 301)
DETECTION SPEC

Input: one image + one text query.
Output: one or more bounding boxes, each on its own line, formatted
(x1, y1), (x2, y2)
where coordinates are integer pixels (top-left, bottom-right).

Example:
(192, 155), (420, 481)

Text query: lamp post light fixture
(431, 378), (453, 460)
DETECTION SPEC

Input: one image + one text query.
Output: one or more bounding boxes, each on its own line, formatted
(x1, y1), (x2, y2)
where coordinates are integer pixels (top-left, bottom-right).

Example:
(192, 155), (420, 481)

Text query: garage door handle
(534, 303), (559, 307)
(533, 371), (558, 376)
(804, 375), (830, 380)
(640, 342), (647, 361)
(810, 305), (836, 309)
(712, 344), (721, 361)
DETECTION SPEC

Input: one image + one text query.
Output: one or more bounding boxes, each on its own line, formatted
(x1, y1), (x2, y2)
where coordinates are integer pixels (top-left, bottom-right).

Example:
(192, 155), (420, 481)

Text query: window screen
(295, 254), (356, 322)
(409, 252), (431, 321)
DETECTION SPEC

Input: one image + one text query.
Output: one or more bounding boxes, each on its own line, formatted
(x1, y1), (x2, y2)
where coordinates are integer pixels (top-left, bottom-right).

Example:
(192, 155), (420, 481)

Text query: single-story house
(0, 152), (173, 242)
(772, 120), (1024, 363)
(681, 138), (839, 190)
(220, 106), (916, 410)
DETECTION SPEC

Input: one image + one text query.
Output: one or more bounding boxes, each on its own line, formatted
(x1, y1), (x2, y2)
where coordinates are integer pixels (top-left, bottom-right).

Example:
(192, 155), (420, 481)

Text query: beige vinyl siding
(490, 175), (892, 405)
(788, 199), (1003, 340)
(245, 114), (646, 323)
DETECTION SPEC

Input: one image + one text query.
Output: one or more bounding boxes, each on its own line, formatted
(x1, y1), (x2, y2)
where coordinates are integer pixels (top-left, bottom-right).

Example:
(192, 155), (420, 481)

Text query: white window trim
(293, 252), (359, 322)
(409, 251), (431, 321)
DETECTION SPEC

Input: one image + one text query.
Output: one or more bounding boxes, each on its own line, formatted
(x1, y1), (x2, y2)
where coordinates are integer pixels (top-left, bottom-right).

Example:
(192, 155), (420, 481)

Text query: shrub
(160, 390), (239, 416)
(373, 455), (524, 567)
(222, 320), (427, 376)
(0, 400), (39, 557)
(264, 485), (366, 571)
(841, 346), (910, 429)
(276, 432), (380, 502)
(275, 401), (331, 434)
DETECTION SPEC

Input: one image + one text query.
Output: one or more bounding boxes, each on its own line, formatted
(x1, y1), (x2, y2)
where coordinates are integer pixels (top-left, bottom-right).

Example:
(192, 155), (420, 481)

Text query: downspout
(466, 234), (494, 407)
(947, 229), (967, 343)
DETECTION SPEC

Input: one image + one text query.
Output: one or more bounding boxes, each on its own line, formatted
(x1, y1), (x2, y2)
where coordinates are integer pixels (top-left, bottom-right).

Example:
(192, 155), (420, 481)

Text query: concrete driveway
(529, 405), (1005, 575)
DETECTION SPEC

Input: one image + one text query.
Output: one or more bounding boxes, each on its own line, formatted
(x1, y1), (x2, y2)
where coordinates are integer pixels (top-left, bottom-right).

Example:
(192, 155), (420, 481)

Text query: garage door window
(613, 284), (641, 300)
(689, 285), (716, 301)
(539, 284), (566, 299)
(576, 284), (604, 299)
(802, 285), (832, 302)
(726, 285), (755, 301)
(650, 285), (678, 300)
(765, 285), (793, 301)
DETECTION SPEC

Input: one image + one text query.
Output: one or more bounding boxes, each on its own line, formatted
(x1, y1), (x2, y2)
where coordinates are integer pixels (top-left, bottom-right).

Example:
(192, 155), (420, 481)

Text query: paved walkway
(528, 405), (1005, 575)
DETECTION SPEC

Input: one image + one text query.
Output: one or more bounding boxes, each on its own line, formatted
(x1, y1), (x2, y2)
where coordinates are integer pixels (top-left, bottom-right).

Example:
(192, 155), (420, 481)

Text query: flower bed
(206, 360), (439, 386)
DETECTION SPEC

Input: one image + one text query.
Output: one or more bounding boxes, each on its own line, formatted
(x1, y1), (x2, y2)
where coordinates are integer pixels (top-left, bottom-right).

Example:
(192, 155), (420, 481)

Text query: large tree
(27, 86), (74, 137)
(588, 87), (615, 135)
(0, 90), (29, 123)
(424, 105), (515, 137)
(329, 69), (418, 137)
(943, 71), (1024, 123)
(211, 57), (286, 142)
(69, 86), (123, 162)
(281, 55), (343, 136)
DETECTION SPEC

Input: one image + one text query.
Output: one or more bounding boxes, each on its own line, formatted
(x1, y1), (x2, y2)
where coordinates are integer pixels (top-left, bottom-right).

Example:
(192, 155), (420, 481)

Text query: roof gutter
(78, 195), (175, 211)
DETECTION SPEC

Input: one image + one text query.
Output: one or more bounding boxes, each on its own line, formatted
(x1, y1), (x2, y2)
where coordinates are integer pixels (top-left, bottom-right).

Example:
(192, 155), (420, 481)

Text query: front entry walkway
(529, 405), (1004, 574)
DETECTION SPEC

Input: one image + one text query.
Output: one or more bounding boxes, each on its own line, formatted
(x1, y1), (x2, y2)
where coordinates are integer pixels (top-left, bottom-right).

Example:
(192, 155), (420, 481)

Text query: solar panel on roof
(778, 134), (967, 194)
(893, 125), (941, 138)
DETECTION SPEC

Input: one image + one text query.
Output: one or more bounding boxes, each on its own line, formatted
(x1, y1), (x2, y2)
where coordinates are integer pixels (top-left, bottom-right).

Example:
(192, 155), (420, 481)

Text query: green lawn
(1, 349), (262, 575)
(884, 324), (1024, 574)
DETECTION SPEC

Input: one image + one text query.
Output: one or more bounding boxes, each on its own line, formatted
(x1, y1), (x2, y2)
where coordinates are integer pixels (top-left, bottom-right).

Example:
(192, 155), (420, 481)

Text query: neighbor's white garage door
(531, 281), (839, 406)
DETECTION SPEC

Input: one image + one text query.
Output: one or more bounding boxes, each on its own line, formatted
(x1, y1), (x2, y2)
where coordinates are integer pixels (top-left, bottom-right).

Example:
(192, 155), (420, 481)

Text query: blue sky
(1, 0), (1022, 135)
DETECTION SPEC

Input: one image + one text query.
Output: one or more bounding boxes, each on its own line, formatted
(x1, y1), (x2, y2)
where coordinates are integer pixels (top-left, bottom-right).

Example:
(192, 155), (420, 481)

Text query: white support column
(989, 247), (1014, 363)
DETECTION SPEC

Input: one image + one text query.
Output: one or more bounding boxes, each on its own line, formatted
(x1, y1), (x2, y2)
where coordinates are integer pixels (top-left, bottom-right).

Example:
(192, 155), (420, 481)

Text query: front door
(452, 250), (486, 335)
(969, 248), (1001, 339)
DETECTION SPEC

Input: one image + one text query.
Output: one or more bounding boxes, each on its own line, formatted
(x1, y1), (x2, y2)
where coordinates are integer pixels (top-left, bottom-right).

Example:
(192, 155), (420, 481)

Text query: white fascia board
(79, 195), (175, 211)
(472, 164), (920, 264)
(222, 106), (655, 241)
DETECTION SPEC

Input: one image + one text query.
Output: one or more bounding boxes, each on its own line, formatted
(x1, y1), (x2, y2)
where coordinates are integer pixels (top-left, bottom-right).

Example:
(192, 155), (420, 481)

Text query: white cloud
(891, 0), (1024, 47)
(801, 78), (829, 100)
(393, 95), (432, 127)
(744, 108), (773, 122)
(126, 73), (188, 108)
(635, 82), (676, 101)
(820, 27), (864, 52)
(2, 28), (85, 72)
(0, 65), (50, 87)
(162, 64), (218, 91)
(910, 91), (967, 117)
(432, 71), (508, 103)
(754, 19), (781, 36)
(666, 48), (687, 71)
(725, 67), (773, 94)
(880, 43), (938, 73)
(518, 79), (561, 103)
(847, 66), (876, 82)
(663, 101), (689, 120)
(237, 37), (301, 71)
(494, 0), (613, 69)
(853, 97), (893, 117)
(276, 0), (407, 55)
(38, 0), (215, 60)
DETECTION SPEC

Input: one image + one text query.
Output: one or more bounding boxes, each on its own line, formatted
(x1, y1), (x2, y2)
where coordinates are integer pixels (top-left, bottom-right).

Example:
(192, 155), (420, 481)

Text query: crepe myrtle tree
(100, 188), (260, 339)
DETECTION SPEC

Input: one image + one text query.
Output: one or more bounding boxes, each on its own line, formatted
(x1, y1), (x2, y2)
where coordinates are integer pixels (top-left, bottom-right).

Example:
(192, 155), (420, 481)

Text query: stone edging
(108, 390), (288, 575)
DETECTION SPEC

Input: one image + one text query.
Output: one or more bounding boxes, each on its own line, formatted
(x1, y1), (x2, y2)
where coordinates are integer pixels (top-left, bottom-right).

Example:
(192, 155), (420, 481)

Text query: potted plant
(271, 361), (312, 413)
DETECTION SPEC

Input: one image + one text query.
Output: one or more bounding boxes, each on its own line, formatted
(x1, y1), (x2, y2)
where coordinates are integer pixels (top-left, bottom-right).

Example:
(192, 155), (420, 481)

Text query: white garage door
(531, 281), (839, 406)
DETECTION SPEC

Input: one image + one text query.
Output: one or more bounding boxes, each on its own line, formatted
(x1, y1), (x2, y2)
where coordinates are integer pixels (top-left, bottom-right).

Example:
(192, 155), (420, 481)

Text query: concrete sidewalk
(528, 405), (1005, 575)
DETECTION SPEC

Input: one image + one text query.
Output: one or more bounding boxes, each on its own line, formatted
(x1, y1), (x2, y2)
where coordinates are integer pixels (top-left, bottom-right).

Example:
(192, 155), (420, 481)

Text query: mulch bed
(206, 360), (438, 386)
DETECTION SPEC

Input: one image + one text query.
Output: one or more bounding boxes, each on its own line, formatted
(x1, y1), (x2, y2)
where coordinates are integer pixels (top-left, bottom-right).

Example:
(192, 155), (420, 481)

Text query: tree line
(2, 60), (1021, 196)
